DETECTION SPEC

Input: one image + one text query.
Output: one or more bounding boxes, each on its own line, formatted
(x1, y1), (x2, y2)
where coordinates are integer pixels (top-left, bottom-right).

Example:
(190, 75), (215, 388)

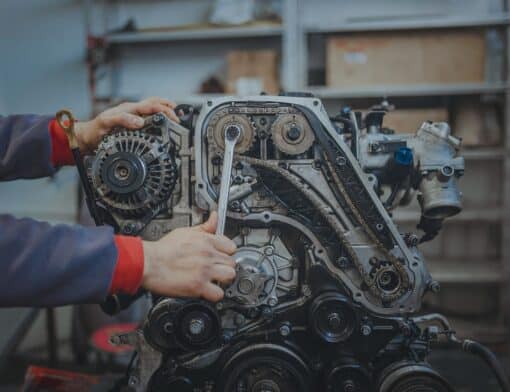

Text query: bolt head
(360, 324), (372, 336)
(152, 113), (164, 125)
(268, 297), (278, 306)
(429, 281), (441, 293)
(279, 324), (291, 337)
(225, 125), (241, 141)
(188, 318), (205, 335)
(286, 125), (301, 141)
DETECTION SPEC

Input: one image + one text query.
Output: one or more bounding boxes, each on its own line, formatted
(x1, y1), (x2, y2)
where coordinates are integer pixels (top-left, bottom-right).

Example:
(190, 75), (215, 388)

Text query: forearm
(0, 115), (57, 180)
(0, 214), (144, 307)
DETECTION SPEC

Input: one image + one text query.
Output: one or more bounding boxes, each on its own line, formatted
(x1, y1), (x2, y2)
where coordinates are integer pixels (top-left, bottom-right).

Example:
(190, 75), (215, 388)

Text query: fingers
(208, 234), (237, 256)
(102, 112), (145, 129)
(197, 211), (218, 234)
(194, 212), (237, 255)
(209, 264), (236, 284)
(201, 282), (225, 302)
(130, 97), (180, 123)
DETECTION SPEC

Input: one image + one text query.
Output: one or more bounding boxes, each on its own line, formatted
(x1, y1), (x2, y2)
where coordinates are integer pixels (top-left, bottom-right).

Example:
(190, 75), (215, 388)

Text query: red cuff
(49, 118), (75, 167)
(109, 235), (145, 295)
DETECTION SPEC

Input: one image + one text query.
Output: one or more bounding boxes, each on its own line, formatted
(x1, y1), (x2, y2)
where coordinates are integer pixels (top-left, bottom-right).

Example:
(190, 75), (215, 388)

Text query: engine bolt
(360, 324), (372, 336)
(335, 256), (350, 269)
(264, 246), (274, 256)
(342, 380), (356, 392)
(222, 331), (232, 343)
(429, 281), (441, 293)
(123, 223), (137, 234)
(261, 306), (273, 319)
(268, 297), (278, 307)
(335, 156), (347, 166)
(163, 322), (173, 334)
(152, 113), (164, 125)
(189, 319), (205, 335)
(128, 376), (139, 386)
(286, 125), (301, 141)
(404, 233), (419, 247)
(327, 312), (342, 329)
(234, 313), (246, 326)
(302, 285), (312, 297)
(279, 323), (291, 337)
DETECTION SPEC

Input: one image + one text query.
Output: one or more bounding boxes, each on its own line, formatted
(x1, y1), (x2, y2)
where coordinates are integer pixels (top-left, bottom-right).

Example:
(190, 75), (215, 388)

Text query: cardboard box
(451, 100), (502, 146)
(327, 30), (485, 87)
(226, 50), (280, 95)
(382, 108), (449, 133)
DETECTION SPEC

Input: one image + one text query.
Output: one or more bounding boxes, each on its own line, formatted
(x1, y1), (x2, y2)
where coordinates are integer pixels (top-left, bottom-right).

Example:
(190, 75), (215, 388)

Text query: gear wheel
(91, 130), (177, 217)
(369, 261), (404, 299)
(271, 113), (315, 155)
(207, 112), (255, 153)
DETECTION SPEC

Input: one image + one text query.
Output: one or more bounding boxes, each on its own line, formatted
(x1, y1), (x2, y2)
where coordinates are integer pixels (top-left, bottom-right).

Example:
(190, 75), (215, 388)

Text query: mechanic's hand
(74, 97), (179, 154)
(141, 211), (237, 302)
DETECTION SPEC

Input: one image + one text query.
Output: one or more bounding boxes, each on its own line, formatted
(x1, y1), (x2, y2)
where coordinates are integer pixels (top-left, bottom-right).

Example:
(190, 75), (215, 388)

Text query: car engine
(75, 94), (509, 392)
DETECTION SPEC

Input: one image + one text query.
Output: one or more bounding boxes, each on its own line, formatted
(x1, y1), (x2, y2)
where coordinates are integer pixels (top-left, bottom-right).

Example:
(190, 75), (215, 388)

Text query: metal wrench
(216, 125), (241, 235)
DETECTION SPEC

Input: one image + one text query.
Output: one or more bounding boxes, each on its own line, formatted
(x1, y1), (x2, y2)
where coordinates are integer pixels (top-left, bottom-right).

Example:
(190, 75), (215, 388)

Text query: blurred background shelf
(394, 208), (502, 223)
(107, 23), (283, 44)
(463, 147), (505, 160)
(307, 83), (510, 99)
(305, 14), (510, 34)
(428, 261), (508, 284)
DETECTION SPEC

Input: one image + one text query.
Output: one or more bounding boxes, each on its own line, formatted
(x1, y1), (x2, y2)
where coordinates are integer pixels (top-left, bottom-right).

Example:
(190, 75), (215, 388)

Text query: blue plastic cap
(394, 147), (413, 166)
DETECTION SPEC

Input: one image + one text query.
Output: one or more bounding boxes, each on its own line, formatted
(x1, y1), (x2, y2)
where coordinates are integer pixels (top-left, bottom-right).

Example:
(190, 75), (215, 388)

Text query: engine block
(83, 95), (470, 391)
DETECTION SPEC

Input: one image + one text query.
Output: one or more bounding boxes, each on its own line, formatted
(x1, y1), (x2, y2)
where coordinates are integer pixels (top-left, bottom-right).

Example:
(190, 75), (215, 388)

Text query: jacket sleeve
(0, 214), (118, 307)
(0, 115), (56, 180)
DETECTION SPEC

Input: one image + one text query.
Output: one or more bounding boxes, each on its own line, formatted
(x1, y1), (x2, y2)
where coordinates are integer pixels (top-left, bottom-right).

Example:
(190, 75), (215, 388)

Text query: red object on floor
(90, 322), (138, 354)
(23, 366), (100, 391)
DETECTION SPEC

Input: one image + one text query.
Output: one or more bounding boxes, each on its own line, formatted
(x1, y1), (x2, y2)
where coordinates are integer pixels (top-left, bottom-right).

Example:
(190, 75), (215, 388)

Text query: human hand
(141, 212), (237, 302)
(74, 97), (180, 154)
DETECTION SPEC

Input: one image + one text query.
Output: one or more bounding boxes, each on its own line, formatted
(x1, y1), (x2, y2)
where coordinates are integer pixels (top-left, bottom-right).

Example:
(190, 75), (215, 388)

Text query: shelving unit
(308, 83), (510, 99)
(106, 24), (283, 44)
(83, 0), (510, 340)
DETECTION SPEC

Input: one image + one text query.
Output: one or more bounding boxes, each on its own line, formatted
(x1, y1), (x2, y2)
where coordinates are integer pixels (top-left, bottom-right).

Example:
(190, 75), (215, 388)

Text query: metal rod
(216, 126), (241, 236)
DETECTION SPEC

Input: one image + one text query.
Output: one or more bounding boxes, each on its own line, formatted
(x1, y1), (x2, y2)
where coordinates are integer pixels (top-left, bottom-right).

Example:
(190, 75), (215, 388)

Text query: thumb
(196, 211), (218, 234)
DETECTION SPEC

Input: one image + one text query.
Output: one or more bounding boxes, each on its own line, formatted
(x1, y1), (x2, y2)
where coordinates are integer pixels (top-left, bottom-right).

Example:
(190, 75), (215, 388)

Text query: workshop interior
(1, 0), (510, 391)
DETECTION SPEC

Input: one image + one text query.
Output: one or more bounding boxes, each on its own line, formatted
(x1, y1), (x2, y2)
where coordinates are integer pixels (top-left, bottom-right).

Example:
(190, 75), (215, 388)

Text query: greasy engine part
(77, 96), (508, 391)
(375, 361), (454, 392)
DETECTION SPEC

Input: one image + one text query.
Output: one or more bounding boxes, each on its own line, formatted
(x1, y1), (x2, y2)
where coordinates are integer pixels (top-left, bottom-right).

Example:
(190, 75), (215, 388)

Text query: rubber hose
(461, 339), (510, 392)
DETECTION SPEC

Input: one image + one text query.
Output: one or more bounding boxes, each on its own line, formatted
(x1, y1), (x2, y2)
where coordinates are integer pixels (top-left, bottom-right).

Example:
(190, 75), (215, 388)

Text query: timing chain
(298, 105), (411, 302)
(321, 154), (410, 301)
(241, 156), (407, 303)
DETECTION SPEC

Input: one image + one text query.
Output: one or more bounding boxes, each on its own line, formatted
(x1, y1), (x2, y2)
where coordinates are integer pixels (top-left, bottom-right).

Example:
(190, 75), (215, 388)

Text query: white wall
(0, 0), (89, 355)
(0, 0), (87, 223)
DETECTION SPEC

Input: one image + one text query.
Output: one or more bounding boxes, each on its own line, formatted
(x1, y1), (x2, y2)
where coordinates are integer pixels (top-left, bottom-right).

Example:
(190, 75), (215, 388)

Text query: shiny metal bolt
(360, 324), (372, 336)
(268, 297), (278, 307)
(327, 312), (342, 329)
(279, 324), (291, 337)
(189, 318), (205, 335)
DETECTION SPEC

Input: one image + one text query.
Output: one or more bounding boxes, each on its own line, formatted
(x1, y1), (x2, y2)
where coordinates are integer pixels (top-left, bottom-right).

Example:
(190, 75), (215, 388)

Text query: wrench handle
(216, 126), (241, 235)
